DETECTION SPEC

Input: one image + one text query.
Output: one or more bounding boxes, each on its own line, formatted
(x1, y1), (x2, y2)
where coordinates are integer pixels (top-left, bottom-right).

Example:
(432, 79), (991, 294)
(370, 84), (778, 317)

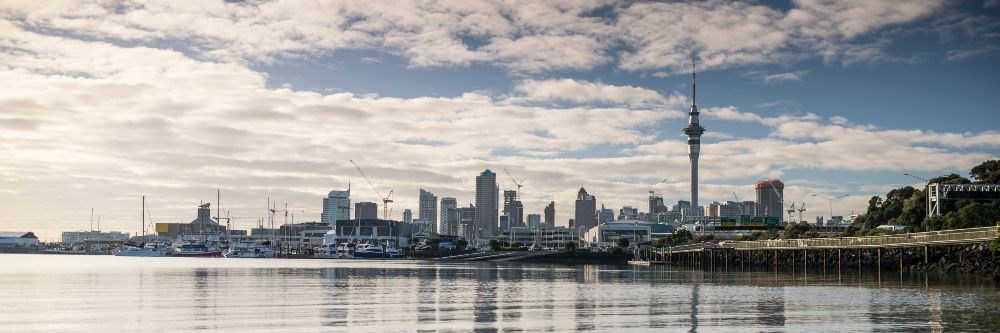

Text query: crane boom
(350, 159), (393, 219)
(502, 168), (524, 199)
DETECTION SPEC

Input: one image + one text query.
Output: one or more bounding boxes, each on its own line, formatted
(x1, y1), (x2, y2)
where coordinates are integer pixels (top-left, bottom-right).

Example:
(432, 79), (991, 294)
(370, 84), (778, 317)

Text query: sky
(1, 0), (998, 241)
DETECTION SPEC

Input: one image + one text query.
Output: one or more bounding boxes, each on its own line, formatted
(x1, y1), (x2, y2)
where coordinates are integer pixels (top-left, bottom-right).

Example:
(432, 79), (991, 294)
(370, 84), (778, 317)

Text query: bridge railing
(727, 226), (999, 250)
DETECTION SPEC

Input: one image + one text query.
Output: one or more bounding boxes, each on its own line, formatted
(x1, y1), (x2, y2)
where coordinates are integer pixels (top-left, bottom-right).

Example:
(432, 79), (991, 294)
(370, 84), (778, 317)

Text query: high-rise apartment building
(439, 197), (457, 235)
(755, 179), (785, 219)
(544, 201), (555, 228)
(321, 186), (350, 224)
(502, 190), (523, 229)
(475, 170), (499, 240)
(419, 189), (437, 227)
(402, 209), (413, 223)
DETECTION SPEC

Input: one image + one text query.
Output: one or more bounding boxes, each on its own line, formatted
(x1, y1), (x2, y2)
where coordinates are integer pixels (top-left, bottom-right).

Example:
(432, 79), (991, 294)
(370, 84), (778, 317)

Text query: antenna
(691, 58), (696, 108)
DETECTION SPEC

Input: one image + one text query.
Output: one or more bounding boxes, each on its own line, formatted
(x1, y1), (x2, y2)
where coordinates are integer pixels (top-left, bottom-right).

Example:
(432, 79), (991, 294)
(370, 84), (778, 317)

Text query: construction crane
(797, 203), (807, 223)
(649, 178), (669, 195)
(350, 159), (393, 220)
(503, 168), (524, 200)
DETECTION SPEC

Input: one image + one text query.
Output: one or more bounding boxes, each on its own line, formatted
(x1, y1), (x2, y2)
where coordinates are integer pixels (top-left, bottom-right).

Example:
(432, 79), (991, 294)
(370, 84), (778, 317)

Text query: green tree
(653, 237), (667, 248)
(783, 222), (811, 239)
(971, 160), (1000, 184)
(488, 239), (500, 251)
(455, 239), (468, 251)
(668, 229), (694, 246)
(615, 237), (630, 248)
(564, 241), (577, 252)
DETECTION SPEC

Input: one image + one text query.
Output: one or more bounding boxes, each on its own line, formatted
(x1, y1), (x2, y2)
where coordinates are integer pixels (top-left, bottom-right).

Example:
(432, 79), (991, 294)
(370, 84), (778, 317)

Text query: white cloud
(509, 78), (670, 106)
(0, 0), (953, 73)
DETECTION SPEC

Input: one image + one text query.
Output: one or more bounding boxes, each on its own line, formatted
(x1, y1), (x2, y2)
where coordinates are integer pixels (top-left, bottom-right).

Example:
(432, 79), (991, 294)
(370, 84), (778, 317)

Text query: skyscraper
(755, 180), (785, 219)
(544, 201), (555, 227)
(355, 202), (378, 220)
(648, 194), (664, 222)
(527, 214), (541, 230)
(321, 185), (350, 224)
(439, 197), (457, 235)
(574, 187), (596, 230)
(402, 209), (413, 223)
(502, 189), (523, 229)
(682, 61), (705, 213)
(599, 205), (614, 224)
(418, 189), (437, 226)
(475, 170), (499, 240)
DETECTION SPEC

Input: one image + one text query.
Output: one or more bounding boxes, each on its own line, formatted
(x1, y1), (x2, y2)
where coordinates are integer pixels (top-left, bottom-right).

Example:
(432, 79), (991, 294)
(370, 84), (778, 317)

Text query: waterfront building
(355, 202), (378, 220)
(418, 189), (437, 227)
(439, 197), (457, 235)
(538, 227), (578, 249)
(755, 179), (785, 220)
(321, 186), (350, 224)
(497, 226), (536, 245)
(61, 230), (129, 245)
(402, 209), (412, 223)
(475, 170), (499, 241)
(0, 231), (38, 247)
(329, 218), (420, 248)
(682, 62), (706, 213)
(544, 201), (555, 227)
(277, 222), (332, 248)
(574, 187), (597, 231)
(502, 190), (524, 228)
(581, 220), (653, 248)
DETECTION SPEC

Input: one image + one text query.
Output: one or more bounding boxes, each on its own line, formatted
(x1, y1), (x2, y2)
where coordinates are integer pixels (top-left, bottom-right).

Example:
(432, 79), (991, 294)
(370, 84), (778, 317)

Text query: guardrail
(728, 226), (999, 250)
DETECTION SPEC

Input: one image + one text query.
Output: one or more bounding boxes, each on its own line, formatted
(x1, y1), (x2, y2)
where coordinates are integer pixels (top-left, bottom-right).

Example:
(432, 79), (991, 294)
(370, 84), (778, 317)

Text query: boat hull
(172, 251), (223, 258)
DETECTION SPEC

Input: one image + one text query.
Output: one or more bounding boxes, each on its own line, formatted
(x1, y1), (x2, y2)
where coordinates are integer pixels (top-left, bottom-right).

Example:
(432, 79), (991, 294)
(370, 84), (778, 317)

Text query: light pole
(812, 194), (849, 221)
(904, 173), (932, 218)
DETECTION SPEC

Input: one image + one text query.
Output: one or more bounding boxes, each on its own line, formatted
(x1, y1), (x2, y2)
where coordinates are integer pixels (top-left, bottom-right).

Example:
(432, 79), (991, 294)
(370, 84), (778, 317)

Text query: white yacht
(314, 242), (355, 259)
(354, 243), (401, 259)
(224, 241), (276, 258)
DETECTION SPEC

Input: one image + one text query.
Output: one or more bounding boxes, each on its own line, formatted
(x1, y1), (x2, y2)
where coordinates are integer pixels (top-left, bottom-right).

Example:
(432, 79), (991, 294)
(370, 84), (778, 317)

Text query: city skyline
(1, 1), (999, 240)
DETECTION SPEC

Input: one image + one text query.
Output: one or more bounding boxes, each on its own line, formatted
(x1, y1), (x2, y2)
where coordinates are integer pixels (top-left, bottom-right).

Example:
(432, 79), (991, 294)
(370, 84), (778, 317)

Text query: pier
(666, 226), (1000, 273)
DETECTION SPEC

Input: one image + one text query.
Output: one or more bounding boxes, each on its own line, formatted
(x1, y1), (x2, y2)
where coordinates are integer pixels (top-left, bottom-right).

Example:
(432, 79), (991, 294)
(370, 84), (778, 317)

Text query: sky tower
(682, 61), (705, 212)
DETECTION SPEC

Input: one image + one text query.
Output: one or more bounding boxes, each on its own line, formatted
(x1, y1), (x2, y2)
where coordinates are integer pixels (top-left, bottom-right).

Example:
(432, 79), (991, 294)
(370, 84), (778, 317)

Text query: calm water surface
(1, 254), (998, 332)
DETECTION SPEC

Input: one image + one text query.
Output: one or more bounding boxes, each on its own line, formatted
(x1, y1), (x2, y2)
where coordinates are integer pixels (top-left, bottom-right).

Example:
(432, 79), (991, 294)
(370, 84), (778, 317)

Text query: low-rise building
(61, 230), (129, 245)
(325, 219), (421, 248)
(581, 219), (652, 248)
(0, 232), (38, 247)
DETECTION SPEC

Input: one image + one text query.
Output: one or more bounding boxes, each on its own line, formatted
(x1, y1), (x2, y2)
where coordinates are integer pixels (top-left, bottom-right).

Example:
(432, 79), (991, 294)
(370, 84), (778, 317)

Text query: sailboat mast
(142, 195), (146, 243)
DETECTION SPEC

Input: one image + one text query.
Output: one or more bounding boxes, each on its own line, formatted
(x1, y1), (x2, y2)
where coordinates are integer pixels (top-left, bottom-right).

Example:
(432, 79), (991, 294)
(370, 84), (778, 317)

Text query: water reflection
(1, 254), (999, 332)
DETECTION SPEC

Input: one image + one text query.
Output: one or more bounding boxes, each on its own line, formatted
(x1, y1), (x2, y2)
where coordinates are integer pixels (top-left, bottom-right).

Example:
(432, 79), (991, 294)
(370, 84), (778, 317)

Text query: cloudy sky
(1, 0), (998, 240)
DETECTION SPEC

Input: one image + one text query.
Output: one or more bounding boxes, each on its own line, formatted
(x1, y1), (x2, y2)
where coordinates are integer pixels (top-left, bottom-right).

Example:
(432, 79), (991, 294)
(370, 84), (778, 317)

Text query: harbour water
(1, 254), (998, 332)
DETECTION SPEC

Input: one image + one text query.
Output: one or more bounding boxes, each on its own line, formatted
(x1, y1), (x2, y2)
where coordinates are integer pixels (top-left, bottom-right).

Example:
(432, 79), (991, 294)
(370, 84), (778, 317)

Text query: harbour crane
(786, 203), (796, 224)
(350, 159), (393, 220)
(503, 168), (524, 200)
(797, 203), (807, 223)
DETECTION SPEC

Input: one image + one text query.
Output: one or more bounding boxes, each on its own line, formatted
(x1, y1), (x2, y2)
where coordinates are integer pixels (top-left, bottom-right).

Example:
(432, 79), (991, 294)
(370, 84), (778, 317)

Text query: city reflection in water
(0, 254), (998, 332)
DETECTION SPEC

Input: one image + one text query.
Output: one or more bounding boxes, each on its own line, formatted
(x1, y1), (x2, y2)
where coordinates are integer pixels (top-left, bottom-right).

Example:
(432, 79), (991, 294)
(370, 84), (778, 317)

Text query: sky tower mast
(682, 60), (706, 212)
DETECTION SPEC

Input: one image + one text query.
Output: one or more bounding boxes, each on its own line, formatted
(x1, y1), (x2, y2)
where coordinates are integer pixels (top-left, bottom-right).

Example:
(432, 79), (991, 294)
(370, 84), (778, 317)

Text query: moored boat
(173, 242), (223, 257)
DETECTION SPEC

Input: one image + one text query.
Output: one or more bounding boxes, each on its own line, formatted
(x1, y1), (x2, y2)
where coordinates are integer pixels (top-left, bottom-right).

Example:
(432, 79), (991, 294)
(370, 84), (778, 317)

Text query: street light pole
(812, 194), (850, 221)
(904, 173), (931, 218)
